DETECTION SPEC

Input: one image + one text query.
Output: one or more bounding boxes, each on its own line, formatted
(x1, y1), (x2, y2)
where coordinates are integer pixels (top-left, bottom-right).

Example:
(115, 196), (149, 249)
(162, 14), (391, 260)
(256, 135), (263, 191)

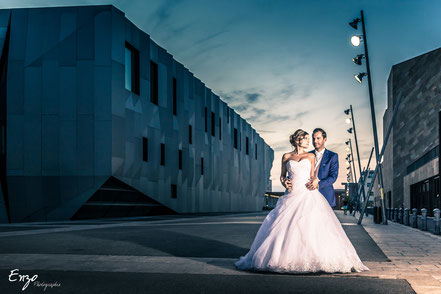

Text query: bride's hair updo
(289, 129), (309, 153)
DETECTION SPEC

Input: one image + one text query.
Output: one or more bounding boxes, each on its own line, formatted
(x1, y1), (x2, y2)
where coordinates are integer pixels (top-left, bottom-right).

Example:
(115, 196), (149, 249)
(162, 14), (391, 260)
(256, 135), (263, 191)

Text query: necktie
(315, 152), (322, 169)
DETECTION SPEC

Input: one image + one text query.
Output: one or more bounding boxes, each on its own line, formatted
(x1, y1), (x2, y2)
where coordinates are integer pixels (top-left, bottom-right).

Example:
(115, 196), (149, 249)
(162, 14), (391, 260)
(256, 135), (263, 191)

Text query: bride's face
(299, 135), (310, 148)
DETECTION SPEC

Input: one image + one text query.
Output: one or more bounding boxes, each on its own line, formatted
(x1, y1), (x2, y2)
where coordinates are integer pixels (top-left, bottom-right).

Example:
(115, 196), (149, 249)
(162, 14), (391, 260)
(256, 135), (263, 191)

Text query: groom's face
(313, 131), (326, 151)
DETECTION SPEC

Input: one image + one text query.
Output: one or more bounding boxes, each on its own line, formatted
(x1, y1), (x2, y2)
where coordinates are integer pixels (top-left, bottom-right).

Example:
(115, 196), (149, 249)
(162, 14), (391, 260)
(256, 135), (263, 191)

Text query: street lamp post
(346, 139), (357, 183)
(349, 10), (388, 225)
(345, 105), (367, 214)
(345, 154), (354, 183)
(346, 163), (354, 183)
(345, 106), (363, 178)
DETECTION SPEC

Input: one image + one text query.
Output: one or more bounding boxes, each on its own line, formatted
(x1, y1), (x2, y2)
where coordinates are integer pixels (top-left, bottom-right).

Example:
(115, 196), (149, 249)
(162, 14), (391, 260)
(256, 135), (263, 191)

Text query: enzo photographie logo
(8, 269), (61, 291)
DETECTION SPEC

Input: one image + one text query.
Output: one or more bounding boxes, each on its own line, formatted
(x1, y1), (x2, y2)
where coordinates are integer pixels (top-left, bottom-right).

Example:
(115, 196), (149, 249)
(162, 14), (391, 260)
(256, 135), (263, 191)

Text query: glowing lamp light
(351, 35), (361, 47)
(354, 72), (366, 83)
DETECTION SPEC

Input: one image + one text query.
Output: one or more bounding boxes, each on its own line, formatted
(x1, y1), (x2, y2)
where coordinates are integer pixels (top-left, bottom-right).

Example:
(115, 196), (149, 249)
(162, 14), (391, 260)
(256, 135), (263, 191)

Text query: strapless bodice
(286, 159), (312, 193)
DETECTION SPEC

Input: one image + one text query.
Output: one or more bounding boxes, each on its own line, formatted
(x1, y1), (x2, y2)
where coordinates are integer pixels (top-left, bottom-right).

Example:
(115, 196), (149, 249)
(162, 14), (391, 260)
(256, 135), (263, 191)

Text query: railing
(262, 194), (280, 210)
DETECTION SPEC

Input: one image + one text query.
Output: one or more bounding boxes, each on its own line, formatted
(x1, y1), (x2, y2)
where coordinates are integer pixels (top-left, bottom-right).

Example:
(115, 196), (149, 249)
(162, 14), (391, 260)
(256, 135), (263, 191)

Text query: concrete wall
(1, 5), (274, 222)
(403, 158), (438, 209)
(383, 47), (441, 208)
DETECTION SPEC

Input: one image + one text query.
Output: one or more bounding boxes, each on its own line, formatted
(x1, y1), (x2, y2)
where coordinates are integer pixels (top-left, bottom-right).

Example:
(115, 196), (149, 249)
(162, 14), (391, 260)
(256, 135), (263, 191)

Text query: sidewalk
(335, 211), (441, 294)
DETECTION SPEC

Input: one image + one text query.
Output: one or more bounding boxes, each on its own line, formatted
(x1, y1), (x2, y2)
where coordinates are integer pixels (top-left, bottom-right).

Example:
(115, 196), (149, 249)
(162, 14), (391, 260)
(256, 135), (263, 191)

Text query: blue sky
(3, 0), (441, 191)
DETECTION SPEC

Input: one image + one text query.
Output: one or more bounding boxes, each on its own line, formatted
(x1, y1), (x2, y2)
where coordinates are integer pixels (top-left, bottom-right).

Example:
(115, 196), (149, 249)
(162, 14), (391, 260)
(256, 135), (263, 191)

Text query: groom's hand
(306, 177), (319, 190)
(283, 178), (293, 190)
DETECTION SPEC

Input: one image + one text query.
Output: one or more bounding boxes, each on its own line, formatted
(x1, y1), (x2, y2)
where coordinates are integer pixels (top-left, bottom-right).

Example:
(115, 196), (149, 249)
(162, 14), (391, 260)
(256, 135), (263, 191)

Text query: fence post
(394, 208), (398, 222)
(412, 208), (418, 228)
(404, 208), (410, 226)
(398, 208), (403, 224)
(421, 208), (427, 231)
(434, 208), (440, 235)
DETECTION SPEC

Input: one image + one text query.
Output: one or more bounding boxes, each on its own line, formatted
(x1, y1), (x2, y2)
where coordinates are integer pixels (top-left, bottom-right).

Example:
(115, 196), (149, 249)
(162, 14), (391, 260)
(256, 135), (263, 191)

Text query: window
(211, 112), (215, 136)
(150, 61), (158, 105)
(219, 117), (221, 140)
(171, 184), (177, 198)
(173, 77), (177, 115)
(204, 107), (207, 132)
(160, 143), (165, 166)
(255, 143), (257, 160)
(234, 128), (238, 149)
(227, 107), (230, 123)
(178, 149), (182, 170)
(142, 137), (148, 162)
(201, 157), (204, 175)
(125, 42), (140, 95)
(189, 125), (192, 144)
(246, 136), (249, 155)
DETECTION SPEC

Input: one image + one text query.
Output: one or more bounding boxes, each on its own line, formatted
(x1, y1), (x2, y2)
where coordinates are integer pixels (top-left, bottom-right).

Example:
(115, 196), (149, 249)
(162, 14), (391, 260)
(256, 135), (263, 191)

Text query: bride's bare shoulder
(305, 152), (315, 159)
(282, 152), (293, 162)
(305, 152), (315, 162)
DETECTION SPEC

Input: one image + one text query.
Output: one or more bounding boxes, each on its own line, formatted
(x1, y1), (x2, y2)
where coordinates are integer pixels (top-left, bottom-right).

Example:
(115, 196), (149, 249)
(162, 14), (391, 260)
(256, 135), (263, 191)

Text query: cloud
(273, 145), (289, 152)
(246, 93), (261, 103)
(194, 30), (229, 45)
(235, 103), (249, 112)
(257, 129), (278, 133)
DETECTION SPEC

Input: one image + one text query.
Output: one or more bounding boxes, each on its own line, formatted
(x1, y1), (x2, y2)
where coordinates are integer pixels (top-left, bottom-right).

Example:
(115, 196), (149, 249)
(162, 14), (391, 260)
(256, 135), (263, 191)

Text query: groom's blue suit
(309, 149), (338, 208)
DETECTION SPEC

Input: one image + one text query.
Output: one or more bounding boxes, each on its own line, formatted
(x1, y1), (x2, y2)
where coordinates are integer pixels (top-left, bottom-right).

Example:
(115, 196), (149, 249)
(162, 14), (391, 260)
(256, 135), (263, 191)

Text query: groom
(305, 128), (338, 208)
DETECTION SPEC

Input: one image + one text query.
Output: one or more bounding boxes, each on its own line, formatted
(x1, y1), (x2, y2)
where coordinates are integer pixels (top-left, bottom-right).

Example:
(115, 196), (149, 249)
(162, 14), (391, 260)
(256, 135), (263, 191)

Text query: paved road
(0, 211), (415, 293)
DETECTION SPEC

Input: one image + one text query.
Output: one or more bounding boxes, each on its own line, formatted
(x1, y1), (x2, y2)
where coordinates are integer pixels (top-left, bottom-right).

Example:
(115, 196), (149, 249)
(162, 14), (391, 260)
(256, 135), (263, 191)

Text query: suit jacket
(309, 148), (339, 207)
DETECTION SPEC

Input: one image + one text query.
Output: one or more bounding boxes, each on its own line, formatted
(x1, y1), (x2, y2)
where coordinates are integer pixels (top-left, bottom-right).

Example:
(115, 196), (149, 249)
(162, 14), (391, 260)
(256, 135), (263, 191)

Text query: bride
(234, 129), (369, 273)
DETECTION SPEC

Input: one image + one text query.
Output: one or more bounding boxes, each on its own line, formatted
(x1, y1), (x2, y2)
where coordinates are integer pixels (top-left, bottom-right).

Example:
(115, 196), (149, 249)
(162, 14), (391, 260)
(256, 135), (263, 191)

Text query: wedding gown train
(234, 159), (369, 273)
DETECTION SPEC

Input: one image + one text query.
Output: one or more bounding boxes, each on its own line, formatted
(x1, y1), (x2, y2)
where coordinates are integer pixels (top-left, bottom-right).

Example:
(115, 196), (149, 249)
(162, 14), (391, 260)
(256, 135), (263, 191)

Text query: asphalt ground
(0, 211), (415, 294)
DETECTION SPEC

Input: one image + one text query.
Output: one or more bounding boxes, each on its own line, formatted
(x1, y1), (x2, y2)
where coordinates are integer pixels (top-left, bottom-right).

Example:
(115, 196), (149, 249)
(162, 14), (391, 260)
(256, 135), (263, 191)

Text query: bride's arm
(280, 153), (289, 187)
(309, 153), (316, 179)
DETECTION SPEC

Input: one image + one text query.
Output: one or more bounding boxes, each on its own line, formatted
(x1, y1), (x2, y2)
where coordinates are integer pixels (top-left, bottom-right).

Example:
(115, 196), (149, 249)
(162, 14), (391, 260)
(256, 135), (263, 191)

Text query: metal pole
(350, 104), (367, 212)
(348, 139), (357, 182)
(353, 147), (374, 217)
(348, 160), (354, 183)
(350, 105), (363, 177)
(358, 91), (404, 224)
(360, 10), (387, 224)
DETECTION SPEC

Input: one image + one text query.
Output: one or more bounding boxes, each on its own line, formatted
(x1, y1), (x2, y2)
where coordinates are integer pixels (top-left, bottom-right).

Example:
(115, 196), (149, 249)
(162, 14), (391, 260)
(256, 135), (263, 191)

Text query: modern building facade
(0, 5), (274, 223)
(383, 47), (441, 216)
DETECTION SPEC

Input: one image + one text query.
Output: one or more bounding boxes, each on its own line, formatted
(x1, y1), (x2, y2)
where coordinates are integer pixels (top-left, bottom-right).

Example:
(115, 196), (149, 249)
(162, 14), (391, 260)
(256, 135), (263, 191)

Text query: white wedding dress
(234, 159), (369, 273)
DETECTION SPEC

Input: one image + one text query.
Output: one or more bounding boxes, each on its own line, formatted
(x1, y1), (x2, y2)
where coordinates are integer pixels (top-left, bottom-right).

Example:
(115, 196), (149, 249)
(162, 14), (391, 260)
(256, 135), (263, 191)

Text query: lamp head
(349, 18), (361, 30)
(347, 128), (353, 134)
(354, 72), (367, 83)
(345, 140), (349, 145)
(344, 109), (350, 115)
(352, 54), (364, 65)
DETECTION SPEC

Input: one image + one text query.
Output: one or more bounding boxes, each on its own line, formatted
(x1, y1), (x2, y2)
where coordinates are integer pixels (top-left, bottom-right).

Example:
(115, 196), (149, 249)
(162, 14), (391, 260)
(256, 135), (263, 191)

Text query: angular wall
(0, 5), (274, 222)
(383, 47), (441, 209)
